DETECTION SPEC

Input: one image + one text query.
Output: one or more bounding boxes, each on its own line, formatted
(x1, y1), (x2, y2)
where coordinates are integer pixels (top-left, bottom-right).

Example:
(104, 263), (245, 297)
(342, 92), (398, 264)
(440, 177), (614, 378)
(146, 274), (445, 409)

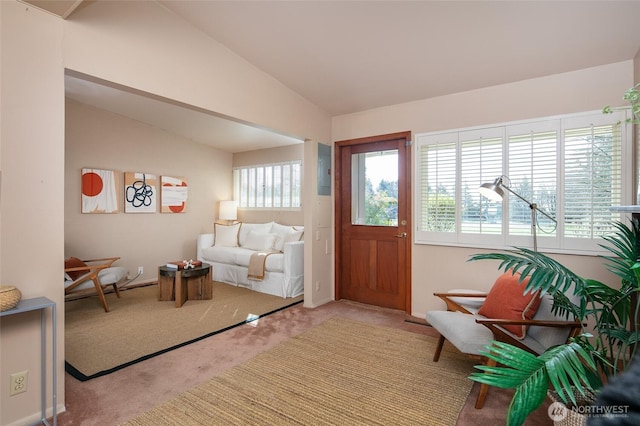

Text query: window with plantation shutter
(233, 161), (302, 210)
(563, 116), (622, 246)
(415, 109), (631, 254)
(416, 133), (457, 242)
(460, 129), (503, 244)
(505, 122), (559, 249)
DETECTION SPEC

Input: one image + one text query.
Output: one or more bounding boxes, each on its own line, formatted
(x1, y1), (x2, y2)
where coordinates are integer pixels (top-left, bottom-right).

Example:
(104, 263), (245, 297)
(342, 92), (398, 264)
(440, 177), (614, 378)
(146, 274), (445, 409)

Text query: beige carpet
(65, 283), (303, 380)
(122, 317), (476, 426)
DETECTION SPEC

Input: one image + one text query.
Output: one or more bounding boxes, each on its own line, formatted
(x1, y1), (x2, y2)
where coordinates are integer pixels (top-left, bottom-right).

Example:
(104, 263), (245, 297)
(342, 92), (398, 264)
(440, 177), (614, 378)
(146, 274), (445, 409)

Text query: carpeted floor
(122, 317), (476, 425)
(65, 283), (303, 380)
(58, 299), (553, 425)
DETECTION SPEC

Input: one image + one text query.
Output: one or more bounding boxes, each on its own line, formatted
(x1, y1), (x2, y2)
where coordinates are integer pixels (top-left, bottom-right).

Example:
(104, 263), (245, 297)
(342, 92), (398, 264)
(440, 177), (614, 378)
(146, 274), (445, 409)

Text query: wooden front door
(335, 132), (411, 312)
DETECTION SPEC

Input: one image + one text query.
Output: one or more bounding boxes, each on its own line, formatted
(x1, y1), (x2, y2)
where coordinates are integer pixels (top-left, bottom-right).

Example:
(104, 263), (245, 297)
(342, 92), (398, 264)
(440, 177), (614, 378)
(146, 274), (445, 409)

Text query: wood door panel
(335, 131), (412, 312)
(376, 240), (399, 294)
(343, 234), (405, 308)
(348, 239), (371, 290)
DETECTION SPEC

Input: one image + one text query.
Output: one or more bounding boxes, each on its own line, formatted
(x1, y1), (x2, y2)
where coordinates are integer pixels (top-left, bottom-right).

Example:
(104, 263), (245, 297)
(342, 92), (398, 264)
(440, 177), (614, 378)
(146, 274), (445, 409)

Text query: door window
(351, 150), (398, 226)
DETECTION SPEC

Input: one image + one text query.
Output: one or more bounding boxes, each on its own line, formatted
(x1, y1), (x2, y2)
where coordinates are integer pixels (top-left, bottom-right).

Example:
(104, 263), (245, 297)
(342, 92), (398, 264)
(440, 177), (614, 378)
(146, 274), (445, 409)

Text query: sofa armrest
(197, 233), (214, 261)
(283, 240), (304, 277)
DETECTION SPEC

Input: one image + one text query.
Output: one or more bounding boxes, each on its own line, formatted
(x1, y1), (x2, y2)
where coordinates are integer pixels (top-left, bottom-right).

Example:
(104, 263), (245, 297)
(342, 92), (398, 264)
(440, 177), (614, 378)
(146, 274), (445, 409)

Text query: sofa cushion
(271, 223), (304, 251)
(527, 293), (576, 351)
(477, 271), (541, 339)
(284, 228), (304, 244)
(243, 230), (278, 251)
(201, 246), (238, 265)
(214, 223), (240, 247)
(234, 249), (284, 272)
(239, 222), (273, 247)
(426, 310), (547, 355)
(200, 246), (285, 273)
(97, 266), (127, 285)
(426, 310), (494, 355)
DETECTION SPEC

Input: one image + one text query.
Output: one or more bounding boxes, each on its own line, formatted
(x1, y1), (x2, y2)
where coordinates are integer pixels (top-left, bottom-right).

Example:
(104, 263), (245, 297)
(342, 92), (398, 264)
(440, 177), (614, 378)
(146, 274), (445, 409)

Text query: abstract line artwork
(160, 176), (188, 213)
(124, 172), (157, 213)
(81, 168), (119, 214)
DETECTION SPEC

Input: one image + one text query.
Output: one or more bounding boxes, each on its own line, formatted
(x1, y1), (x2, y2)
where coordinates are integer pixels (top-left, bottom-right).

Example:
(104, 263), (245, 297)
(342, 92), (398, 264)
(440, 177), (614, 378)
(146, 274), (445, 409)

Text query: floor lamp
(478, 175), (556, 252)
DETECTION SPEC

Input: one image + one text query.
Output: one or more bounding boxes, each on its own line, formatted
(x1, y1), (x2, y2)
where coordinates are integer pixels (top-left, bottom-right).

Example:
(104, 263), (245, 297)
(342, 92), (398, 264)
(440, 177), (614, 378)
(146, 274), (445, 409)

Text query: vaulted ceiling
(23, 0), (640, 151)
(159, 0), (640, 116)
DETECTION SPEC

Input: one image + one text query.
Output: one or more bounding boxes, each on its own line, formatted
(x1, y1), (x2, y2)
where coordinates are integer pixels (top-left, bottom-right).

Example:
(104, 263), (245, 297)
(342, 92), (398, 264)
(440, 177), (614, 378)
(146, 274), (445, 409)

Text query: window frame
(233, 160), (303, 210)
(414, 109), (632, 255)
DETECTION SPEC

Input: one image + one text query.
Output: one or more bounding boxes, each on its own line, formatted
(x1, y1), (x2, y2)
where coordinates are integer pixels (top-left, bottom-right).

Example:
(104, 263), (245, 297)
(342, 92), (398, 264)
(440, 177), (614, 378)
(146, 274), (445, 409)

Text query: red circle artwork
(82, 172), (104, 197)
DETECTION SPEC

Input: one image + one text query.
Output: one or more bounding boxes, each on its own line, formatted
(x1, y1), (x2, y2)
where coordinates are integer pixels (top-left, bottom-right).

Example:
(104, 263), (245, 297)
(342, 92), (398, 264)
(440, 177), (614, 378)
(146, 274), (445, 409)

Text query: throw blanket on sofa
(247, 251), (278, 281)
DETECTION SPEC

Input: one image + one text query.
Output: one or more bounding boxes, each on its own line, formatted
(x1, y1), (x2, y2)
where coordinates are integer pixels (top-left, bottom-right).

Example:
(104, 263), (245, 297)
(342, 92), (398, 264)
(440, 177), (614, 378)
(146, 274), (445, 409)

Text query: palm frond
(549, 291), (581, 320)
(470, 342), (543, 389)
(599, 220), (640, 286)
(471, 340), (597, 426)
(469, 248), (585, 297)
(541, 342), (596, 406)
(467, 219), (640, 425)
(507, 369), (549, 426)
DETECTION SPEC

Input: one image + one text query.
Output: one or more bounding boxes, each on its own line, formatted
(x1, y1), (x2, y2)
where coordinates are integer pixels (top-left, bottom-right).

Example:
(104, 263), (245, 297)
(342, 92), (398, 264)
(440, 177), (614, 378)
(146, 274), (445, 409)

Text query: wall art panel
(124, 172), (157, 213)
(81, 168), (119, 213)
(160, 176), (188, 213)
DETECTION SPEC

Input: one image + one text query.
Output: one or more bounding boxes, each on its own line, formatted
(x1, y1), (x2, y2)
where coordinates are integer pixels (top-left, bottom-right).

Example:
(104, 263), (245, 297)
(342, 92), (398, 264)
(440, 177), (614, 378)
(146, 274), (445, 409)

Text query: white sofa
(197, 222), (304, 299)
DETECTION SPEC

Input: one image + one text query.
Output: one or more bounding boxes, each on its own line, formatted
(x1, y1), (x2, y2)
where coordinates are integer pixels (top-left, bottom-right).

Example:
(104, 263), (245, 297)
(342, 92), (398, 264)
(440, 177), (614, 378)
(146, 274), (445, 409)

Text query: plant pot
(547, 389), (596, 426)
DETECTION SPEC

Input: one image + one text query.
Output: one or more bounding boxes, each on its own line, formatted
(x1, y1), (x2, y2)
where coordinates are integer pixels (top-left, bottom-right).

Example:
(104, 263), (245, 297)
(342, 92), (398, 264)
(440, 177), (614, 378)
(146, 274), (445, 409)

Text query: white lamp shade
(219, 200), (238, 221)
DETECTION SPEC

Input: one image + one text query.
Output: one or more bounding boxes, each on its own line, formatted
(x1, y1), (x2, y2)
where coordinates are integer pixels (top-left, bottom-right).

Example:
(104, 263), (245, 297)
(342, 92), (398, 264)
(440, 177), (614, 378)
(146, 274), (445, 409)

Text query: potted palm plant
(467, 219), (640, 426)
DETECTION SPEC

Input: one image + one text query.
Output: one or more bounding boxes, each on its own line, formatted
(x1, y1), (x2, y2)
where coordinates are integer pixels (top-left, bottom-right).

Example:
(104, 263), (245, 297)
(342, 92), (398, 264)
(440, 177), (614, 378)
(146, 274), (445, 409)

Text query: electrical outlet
(10, 371), (28, 396)
(138, 266), (144, 275)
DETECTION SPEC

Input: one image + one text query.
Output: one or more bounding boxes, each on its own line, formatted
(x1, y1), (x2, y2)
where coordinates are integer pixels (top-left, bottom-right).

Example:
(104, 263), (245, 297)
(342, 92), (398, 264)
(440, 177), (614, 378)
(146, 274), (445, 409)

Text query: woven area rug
(65, 283), (303, 381)
(122, 317), (476, 426)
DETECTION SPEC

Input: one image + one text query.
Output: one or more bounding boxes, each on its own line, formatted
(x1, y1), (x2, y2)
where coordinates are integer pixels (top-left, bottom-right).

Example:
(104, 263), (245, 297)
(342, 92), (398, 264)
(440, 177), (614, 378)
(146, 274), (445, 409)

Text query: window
(415, 110), (631, 253)
(233, 161), (302, 209)
(351, 150), (399, 226)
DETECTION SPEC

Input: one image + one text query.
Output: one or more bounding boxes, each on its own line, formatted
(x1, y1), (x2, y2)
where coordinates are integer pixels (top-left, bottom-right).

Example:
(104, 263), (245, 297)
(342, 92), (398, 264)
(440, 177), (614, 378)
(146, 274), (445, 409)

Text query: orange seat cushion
(477, 271), (542, 339)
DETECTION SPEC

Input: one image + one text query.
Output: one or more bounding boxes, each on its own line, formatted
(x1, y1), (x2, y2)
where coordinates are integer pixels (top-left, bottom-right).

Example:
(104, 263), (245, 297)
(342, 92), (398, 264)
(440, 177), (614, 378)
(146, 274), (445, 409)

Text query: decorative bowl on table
(0, 285), (22, 312)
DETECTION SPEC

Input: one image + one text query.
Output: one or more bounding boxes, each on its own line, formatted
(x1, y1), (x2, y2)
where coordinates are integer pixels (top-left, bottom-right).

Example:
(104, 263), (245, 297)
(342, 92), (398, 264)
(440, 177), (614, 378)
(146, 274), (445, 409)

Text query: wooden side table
(158, 263), (212, 307)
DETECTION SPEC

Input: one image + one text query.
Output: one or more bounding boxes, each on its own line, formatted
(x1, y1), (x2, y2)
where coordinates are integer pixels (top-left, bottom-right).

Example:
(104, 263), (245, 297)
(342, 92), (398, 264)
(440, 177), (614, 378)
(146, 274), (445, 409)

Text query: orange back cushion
(477, 271), (542, 339)
(65, 257), (88, 281)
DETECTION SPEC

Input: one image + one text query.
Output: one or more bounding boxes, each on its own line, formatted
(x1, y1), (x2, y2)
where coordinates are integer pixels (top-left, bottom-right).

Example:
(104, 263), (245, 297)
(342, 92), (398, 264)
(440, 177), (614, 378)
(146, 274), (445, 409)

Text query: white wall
(332, 61), (636, 317)
(62, 0), (331, 144)
(60, 0), (333, 315)
(303, 140), (335, 307)
(0, 3), (65, 425)
(3, 0), (633, 422)
(65, 99), (232, 280)
(1, 1), (332, 424)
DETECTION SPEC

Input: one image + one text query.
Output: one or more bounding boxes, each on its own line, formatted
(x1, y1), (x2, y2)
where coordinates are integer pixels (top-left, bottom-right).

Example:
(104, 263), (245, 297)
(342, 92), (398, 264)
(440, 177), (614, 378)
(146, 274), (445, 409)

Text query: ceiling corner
(19, 0), (85, 19)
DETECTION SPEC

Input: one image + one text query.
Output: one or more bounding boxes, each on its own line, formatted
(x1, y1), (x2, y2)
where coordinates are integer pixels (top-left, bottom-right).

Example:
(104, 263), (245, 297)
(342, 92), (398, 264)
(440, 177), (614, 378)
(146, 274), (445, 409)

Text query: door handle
(395, 232), (407, 238)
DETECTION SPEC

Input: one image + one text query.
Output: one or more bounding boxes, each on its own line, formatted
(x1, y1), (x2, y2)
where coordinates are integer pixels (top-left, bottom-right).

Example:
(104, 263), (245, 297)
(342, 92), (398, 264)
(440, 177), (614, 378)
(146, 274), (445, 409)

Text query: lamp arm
(532, 203), (557, 224)
(501, 185), (557, 224)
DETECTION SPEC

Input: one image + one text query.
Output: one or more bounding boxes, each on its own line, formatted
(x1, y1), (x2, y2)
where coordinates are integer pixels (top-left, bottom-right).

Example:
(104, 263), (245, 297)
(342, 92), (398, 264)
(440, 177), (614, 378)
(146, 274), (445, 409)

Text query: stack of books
(165, 259), (202, 270)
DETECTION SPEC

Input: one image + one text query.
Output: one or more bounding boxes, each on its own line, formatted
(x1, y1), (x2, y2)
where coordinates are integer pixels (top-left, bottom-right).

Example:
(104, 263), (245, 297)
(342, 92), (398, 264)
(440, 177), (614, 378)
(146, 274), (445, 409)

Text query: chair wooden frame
(431, 292), (583, 409)
(64, 257), (123, 312)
